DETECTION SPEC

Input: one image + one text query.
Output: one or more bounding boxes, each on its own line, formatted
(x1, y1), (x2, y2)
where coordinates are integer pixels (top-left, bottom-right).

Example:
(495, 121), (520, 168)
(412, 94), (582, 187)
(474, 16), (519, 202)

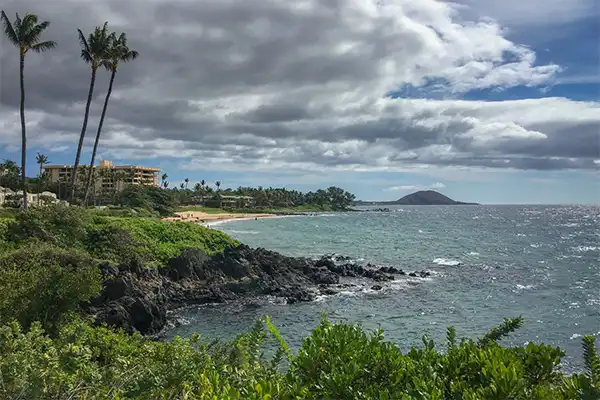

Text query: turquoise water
(168, 205), (600, 371)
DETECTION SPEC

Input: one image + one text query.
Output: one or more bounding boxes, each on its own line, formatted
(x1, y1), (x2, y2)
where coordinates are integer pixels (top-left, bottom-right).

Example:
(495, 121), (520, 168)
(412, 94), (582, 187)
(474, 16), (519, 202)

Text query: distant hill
(354, 190), (479, 206)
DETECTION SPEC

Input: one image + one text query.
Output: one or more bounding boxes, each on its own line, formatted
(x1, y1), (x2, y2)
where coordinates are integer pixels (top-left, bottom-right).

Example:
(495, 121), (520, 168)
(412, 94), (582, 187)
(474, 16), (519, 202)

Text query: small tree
(35, 152), (49, 204)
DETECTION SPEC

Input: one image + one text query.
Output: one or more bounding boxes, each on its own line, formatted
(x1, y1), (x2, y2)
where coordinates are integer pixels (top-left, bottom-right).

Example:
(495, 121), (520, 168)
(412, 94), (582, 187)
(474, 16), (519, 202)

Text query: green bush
(91, 216), (238, 263)
(0, 206), (237, 264)
(6, 204), (90, 248)
(0, 317), (598, 399)
(117, 185), (176, 216)
(0, 243), (101, 333)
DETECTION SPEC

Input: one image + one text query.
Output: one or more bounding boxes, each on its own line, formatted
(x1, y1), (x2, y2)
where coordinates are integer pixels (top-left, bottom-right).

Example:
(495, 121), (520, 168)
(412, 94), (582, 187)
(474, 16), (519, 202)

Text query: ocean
(167, 205), (600, 371)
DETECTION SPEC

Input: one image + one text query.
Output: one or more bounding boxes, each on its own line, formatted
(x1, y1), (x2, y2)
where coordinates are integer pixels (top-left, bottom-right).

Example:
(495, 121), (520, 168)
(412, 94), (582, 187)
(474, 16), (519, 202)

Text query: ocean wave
(570, 333), (583, 340)
(571, 245), (599, 252)
(227, 230), (260, 235)
(468, 252), (480, 256)
(515, 284), (535, 290)
(432, 258), (461, 267)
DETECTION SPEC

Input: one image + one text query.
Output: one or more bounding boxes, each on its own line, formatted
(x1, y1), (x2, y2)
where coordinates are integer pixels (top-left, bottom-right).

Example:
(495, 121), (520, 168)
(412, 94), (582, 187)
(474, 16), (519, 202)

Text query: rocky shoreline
(87, 245), (431, 335)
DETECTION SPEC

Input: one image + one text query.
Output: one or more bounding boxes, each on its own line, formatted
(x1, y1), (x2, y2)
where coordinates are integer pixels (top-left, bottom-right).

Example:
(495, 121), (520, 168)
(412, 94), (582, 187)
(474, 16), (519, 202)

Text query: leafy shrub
(6, 204), (90, 247)
(117, 185), (176, 216)
(85, 225), (144, 263)
(91, 216), (238, 262)
(0, 318), (284, 399)
(0, 243), (101, 333)
(0, 317), (598, 399)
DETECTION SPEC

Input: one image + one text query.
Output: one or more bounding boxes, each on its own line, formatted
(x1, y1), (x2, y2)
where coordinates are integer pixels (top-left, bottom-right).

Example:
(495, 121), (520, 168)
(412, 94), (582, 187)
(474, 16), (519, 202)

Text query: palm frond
(0, 10), (19, 45)
(99, 58), (114, 72)
(77, 28), (90, 52)
(87, 22), (111, 60)
(123, 49), (139, 62)
(30, 40), (56, 53)
(19, 13), (38, 38)
(13, 13), (21, 37)
(78, 28), (93, 63)
(24, 19), (50, 44)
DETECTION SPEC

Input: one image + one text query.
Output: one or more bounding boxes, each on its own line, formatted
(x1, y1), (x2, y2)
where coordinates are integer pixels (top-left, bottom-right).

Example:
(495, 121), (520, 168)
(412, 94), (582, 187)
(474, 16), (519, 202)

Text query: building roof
(44, 164), (161, 172)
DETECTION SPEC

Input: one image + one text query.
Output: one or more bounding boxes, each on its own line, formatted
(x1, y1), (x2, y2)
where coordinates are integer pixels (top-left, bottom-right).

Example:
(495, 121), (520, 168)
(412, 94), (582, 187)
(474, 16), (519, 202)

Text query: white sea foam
(227, 230), (260, 235)
(468, 252), (480, 256)
(515, 284), (535, 290)
(570, 333), (583, 340)
(432, 258), (461, 266)
(572, 246), (599, 252)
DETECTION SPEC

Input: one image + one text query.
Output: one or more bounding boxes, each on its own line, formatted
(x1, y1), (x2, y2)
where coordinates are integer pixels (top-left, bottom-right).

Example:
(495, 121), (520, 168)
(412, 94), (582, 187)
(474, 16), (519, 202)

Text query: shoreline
(163, 211), (277, 225)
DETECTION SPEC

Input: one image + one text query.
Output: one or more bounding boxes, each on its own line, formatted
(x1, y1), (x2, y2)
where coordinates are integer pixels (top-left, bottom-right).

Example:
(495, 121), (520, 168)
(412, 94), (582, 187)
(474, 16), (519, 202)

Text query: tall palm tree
(215, 181), (222, 208)
(70, 22), (111, 202)
(83, 32), (138, 204)
(35, 152), (48, 204)
(184, 177), (189, 189)
(1, 11), (56, 210)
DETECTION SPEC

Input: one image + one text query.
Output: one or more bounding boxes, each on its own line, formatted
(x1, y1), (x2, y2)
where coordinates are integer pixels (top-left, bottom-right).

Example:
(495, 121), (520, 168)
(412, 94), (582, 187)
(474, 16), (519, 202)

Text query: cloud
(387, 182), (446, 191)
(0, 0), (597, 176)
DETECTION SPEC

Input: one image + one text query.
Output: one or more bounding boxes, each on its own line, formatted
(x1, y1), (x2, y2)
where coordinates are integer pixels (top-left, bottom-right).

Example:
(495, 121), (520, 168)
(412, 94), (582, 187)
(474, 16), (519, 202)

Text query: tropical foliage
(0, 315), (598, 399)
(174, 184), (356, 211)
(0, 203), (598, 399)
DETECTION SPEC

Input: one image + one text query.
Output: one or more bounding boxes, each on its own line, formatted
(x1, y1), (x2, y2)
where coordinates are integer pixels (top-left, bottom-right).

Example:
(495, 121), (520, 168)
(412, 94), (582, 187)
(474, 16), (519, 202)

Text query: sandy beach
(163, 211), (275, 225)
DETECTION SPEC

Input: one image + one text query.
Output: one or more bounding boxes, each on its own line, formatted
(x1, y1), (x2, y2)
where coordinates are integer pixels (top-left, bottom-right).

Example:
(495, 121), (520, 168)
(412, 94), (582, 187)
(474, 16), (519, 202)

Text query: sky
(0, 0), (599, 204)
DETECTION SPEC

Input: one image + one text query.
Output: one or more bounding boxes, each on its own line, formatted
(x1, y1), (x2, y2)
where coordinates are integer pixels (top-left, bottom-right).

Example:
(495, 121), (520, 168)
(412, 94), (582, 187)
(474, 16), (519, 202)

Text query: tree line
(1, 11), (137, 210)
(160, 176), (356, 211)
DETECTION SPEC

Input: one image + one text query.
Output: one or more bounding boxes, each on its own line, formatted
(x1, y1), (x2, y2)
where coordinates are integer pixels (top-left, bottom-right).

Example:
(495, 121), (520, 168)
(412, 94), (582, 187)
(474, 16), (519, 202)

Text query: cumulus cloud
(0, 0), (598, 175)
(387, 182), (446, 191)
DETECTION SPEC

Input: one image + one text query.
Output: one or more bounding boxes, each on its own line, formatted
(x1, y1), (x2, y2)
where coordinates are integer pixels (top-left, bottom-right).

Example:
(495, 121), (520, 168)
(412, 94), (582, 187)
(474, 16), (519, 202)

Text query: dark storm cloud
(0, 0), (598, 172)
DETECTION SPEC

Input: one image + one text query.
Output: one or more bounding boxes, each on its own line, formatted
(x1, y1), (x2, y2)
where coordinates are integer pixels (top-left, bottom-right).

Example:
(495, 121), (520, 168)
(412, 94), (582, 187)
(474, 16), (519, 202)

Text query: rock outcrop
(88, 245), (430, 335)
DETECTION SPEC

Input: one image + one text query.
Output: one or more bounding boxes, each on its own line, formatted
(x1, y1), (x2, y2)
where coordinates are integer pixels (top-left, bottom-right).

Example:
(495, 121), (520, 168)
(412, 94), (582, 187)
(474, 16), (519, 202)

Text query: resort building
(44, 160), (161, 194)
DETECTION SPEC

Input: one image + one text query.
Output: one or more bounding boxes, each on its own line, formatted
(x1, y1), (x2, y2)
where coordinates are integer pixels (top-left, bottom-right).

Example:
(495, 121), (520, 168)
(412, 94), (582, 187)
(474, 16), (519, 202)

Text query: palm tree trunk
(71, 67), (97, 203)
(19, 54), (28, 211)
(38, 163), (43, 205)
(84, 70), (115, 205)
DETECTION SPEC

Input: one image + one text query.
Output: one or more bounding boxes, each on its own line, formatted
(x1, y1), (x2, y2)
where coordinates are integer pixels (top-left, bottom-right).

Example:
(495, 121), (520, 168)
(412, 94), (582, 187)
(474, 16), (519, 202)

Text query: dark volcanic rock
(89, 245), (426, 335)
(371, 285), (383, 291)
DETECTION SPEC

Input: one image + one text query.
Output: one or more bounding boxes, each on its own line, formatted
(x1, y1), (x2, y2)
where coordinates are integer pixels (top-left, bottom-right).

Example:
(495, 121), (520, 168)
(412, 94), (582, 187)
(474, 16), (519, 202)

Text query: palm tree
(1, 11), (56, 210)
(161, 173), (168, 189)
(35, 152), (48, 204)
(83, 32), (138, 204)
(215, 181), (222, 208)
(70, 22), (111, 202)
(184, 178), (189, 189)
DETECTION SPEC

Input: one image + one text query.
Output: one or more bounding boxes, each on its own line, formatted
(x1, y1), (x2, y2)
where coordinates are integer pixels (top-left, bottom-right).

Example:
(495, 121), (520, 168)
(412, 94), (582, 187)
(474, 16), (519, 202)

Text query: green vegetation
(0, 205), (236, 264)
(0, 315), (598, 399)
(0, 205), (598, 399)
(174, 185), (355, 212)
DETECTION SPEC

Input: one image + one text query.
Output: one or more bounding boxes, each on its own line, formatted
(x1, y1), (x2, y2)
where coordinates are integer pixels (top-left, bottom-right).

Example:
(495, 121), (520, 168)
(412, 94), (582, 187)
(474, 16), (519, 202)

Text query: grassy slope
(91, 216), (238, 262)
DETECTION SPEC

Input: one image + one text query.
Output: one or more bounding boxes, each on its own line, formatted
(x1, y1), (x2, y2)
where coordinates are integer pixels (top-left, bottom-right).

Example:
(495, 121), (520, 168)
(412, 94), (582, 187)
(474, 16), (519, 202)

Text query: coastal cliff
(89, 245), (428, 335)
